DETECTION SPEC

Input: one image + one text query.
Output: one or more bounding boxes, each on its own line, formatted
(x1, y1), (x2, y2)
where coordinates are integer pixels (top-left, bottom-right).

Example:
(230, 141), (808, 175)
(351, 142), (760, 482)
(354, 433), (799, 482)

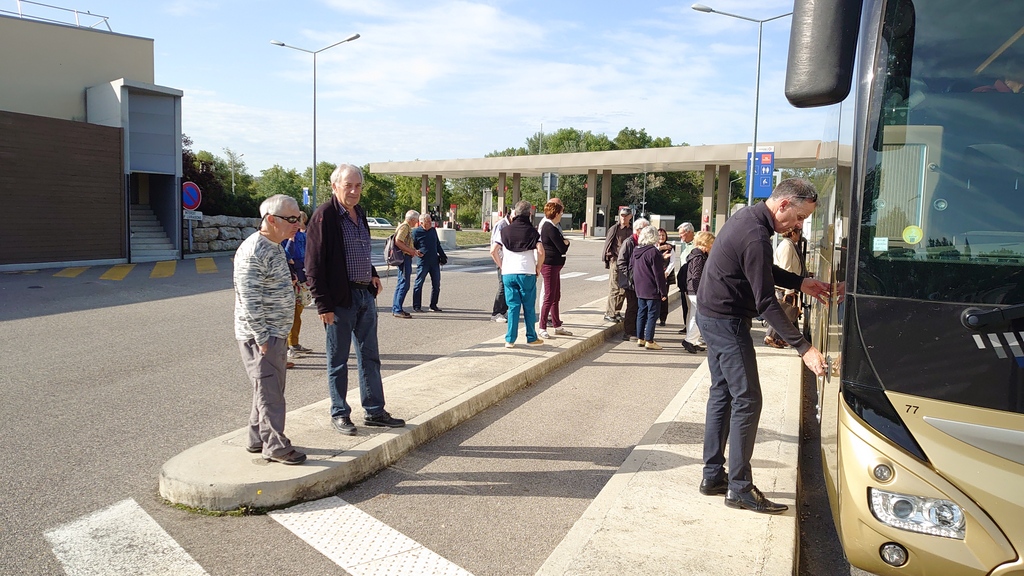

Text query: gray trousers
(606, 267), (625, 316)
(239, 336), (293, 458)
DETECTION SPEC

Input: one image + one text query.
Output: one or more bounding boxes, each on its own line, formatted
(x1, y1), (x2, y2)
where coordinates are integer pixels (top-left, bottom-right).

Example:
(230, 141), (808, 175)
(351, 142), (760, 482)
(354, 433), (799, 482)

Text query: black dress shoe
(682, 340), (701, 354)
(429, 306), (443, 312)
(699, 475), (728, 496)
(332, 416), (357, 436)
(364, 411), (406, 428)
(412, 307), (424, 312)
(725, 487), (788, 514)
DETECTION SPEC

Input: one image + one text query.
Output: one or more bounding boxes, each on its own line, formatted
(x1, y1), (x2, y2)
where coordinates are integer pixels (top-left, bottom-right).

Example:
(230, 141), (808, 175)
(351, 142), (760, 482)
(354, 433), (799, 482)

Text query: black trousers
(698, 312), (762, 494)
(492, 267), (508, 316)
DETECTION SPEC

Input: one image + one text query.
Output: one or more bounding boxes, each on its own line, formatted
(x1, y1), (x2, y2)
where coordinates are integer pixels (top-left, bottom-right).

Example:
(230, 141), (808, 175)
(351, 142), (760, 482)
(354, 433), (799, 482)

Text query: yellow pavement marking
(150, 261), (176, 278)
(195, 258), (218, 274)
(98, 264), (136, 281)
(54, 267), (89, 278)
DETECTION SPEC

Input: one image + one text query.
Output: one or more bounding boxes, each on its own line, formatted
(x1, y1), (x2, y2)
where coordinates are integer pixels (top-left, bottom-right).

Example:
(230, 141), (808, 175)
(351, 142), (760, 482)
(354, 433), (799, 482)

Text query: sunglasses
(272, 214), (302, 224)
(791, 192), (819, 203)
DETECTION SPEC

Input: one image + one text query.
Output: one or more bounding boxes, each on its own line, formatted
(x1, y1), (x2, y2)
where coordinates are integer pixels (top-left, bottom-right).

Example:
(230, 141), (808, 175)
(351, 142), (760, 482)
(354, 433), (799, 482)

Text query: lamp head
(270, 40), (285, 46)
(692, 3), (714, 12)
(344, 33), (360, 42)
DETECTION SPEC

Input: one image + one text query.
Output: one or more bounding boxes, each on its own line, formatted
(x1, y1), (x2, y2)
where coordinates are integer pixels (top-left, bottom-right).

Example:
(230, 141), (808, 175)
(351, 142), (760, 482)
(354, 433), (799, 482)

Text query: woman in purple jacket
(630, 226), (668, 350)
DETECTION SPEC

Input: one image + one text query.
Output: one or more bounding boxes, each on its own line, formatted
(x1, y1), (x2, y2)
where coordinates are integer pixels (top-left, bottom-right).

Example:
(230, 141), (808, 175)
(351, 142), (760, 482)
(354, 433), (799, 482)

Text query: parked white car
(366, 217), (394, 228)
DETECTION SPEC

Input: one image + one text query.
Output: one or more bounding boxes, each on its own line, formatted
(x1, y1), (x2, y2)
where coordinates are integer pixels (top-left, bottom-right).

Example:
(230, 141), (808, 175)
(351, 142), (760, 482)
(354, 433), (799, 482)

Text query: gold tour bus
(786, 0), (1024, 573)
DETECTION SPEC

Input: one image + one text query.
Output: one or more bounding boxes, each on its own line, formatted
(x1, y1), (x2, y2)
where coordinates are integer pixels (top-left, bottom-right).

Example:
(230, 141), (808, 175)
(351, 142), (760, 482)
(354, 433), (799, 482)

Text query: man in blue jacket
(411, 213), (447, 312)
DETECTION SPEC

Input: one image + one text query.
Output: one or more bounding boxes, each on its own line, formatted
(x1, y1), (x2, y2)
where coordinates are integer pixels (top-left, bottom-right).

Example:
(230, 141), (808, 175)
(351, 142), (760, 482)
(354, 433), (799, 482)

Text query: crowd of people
(231, 170), (834, 521)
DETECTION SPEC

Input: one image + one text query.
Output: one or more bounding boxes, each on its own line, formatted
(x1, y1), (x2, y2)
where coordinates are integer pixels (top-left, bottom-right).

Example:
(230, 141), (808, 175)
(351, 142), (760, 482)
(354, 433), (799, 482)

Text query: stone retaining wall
(184, 215), (261, 253)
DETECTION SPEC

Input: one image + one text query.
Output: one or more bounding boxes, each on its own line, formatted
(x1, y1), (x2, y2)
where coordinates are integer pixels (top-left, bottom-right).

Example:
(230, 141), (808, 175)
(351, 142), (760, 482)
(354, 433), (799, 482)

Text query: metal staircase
(130, 205), (177, 262)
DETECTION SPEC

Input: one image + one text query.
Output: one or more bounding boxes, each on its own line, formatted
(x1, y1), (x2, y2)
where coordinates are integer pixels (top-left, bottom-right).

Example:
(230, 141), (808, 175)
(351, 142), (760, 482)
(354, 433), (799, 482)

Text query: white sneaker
(553, 327), (573, 336)
(492, 314), (507, 323)
(505, 342), (515, 349)
(287, 349), (301, 361)
(539, 330), (551, 339)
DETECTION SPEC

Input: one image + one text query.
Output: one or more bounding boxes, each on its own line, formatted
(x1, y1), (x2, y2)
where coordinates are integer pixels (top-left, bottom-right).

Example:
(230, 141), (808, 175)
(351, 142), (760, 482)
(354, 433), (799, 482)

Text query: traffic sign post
(182, 182), (203, 253)
(747, 146), (775, 200)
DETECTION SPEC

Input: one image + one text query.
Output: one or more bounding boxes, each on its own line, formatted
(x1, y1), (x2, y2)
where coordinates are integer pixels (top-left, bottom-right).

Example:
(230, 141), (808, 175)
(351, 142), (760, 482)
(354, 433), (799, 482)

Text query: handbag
(297, 283), (314, 307)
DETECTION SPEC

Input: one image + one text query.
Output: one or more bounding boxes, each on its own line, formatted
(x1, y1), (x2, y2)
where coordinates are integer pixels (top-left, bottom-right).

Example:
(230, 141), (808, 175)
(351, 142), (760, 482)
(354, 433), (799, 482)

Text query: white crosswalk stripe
(452, 266), (496, 274)
(271, 496), (473, 576)
(560, 272), (587, 279)
(44, 499), (208, 576)
(587, 274), (610, 281)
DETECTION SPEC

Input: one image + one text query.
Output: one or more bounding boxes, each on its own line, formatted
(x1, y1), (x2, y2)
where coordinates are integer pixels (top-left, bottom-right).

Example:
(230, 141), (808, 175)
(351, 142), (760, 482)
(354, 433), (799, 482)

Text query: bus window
(858, 0), (1024, 304)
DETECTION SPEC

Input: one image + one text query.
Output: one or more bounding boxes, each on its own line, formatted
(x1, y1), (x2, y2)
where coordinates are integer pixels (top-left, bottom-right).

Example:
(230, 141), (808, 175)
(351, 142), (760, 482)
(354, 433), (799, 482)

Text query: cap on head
(619, 207), (632, 216)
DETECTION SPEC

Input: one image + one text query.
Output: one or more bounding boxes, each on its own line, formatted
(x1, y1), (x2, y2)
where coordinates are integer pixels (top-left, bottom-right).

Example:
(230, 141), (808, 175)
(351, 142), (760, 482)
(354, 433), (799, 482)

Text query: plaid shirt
(340, 209), (373, 283)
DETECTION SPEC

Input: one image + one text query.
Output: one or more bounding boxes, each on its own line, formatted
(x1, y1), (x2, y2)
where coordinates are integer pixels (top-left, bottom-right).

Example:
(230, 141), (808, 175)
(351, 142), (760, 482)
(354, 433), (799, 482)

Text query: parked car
(366, 217), (394, 228)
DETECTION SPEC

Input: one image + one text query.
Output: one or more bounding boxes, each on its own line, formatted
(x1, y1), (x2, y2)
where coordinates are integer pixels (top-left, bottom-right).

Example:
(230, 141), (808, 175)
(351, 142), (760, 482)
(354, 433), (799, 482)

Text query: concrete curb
(159, 292), (685, 511)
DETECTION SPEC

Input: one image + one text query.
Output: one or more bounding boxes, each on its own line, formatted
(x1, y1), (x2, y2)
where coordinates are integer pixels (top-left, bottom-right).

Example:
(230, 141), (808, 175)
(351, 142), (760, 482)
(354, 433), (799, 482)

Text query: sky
(27, 0), (827, 176)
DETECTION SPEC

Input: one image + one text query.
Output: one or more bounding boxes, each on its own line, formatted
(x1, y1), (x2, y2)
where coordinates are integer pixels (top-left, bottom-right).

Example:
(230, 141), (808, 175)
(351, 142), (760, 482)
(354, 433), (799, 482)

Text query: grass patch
(165, 499), (266, 517)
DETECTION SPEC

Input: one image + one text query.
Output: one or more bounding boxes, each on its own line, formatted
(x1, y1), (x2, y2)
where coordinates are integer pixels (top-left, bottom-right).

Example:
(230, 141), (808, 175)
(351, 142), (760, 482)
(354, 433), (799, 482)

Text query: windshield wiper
(961, 304), (1024, 330)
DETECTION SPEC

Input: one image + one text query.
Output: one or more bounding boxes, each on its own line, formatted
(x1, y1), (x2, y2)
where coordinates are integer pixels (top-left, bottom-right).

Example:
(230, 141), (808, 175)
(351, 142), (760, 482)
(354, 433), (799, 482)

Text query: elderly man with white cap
(602, 206), (634, 322)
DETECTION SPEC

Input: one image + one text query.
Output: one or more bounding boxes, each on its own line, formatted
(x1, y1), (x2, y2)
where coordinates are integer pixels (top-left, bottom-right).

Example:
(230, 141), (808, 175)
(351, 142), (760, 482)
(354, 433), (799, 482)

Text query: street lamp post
(270, 33), (360, 207)
(231, 153), (244, 195)
(692, 3), (791, 206)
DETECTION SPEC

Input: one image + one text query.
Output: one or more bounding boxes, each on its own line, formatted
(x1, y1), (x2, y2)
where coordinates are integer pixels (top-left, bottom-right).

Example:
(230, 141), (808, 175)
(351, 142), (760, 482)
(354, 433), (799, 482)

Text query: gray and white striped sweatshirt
(233, 232), (295, 345)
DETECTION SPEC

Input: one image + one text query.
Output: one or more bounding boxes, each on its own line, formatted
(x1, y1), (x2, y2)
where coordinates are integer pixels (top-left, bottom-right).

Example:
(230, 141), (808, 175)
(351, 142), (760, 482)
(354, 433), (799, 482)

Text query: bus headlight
(869, 488), (965, 539)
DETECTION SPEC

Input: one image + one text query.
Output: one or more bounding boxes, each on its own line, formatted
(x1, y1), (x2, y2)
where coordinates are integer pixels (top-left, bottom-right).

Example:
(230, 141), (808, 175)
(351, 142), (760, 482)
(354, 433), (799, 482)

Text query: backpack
(384, 233), (405, 266)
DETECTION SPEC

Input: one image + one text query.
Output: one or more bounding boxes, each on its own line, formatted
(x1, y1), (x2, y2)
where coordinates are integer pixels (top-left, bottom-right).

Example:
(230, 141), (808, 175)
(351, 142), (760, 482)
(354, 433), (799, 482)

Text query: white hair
(633, 217), (650, 232)
(419, 212), (432, 223)
(330, 163), (363, 185)
(259, 194), (299, 220)
(678, 222), (694, 233)
(405, 210), (420, 222)
(638, 225), (659, 246)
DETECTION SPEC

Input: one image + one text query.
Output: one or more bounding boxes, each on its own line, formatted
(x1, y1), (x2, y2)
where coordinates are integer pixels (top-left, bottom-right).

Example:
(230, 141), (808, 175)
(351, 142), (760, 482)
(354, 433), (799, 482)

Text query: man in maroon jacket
(305, 164), (405, 436)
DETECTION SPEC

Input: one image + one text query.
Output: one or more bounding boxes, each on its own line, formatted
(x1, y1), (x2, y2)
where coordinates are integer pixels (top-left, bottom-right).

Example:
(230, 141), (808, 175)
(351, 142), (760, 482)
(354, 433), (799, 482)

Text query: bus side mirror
(785, 0), (864, 108)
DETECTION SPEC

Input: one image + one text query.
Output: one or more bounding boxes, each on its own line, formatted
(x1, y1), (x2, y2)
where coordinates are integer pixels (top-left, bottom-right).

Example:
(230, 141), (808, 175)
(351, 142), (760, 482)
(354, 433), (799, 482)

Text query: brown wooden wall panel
(0, 110), (124, 265)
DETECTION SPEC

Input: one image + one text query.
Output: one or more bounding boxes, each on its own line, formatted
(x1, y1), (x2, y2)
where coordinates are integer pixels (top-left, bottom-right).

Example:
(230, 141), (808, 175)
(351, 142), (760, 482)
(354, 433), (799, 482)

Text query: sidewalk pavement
(159, 293), (802, 575)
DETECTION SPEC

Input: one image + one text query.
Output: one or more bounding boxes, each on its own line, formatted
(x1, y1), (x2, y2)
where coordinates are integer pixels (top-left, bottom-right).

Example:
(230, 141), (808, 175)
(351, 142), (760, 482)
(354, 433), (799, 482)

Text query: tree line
(182, 127), (752, 228)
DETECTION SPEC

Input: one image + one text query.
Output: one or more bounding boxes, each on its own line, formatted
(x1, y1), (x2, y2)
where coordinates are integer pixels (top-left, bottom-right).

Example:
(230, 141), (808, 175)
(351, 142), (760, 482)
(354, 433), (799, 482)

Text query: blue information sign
(302, 187), (310, 206)
(748, 149), (775, 199)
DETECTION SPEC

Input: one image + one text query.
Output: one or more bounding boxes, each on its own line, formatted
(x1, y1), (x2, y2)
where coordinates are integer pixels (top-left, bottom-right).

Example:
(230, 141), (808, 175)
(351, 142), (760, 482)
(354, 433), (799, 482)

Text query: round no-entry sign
(182, 181), (202, 210)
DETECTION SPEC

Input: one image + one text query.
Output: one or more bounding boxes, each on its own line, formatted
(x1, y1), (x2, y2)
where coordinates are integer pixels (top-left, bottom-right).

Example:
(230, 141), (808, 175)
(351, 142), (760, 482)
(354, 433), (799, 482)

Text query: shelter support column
(434, 175), (443, 219)
(716, 165), (730, 232)
(601, 169), (611, 223)
(585, 169), (597, 237)
(497, 172), (507, 214)
(420, 175), (429, 215)
(702, 165), (715, 232)
(512, 173), (521, 204)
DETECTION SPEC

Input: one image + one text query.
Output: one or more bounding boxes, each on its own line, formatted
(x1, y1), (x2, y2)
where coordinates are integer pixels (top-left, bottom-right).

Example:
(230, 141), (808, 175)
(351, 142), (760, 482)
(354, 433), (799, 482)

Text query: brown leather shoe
(763, 336), (787, 349)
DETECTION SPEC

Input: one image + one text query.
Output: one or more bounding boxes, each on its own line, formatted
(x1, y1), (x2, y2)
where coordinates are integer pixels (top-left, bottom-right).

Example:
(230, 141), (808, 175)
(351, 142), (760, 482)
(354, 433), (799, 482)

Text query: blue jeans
(697, 312), (762, 493)
(391, 257), (412, 313)
(326, 286), (386, 418)
(413, 259), (440, 309)
(636, 298), (660, 341)
(503, 273), (538, 344)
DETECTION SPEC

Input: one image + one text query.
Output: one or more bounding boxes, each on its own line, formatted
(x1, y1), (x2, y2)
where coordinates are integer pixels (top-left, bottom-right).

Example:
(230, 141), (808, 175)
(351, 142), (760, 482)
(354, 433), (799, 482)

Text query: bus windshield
(858, 0), (1024, 305)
